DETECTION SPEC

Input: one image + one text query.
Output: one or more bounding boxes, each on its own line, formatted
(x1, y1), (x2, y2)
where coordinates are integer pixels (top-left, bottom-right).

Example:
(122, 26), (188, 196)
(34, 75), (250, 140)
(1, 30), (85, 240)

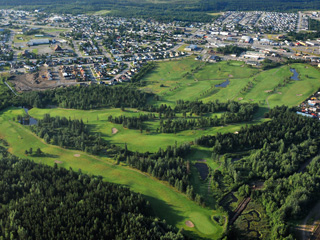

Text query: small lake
(23, 107), (38, 125)
(215, 79), (230, 88)
(290, 68), (299, 81)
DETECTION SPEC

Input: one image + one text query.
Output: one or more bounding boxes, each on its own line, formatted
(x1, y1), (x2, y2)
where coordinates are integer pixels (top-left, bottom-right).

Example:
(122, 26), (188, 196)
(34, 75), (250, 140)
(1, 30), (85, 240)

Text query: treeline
(174, 99), (258, 115)
(0, 78), (20, 111)
(216, 45), (249, 56)
(28, 114), (113, 154)
(201, 106), (320, 239)
(23, 114), (201, 203)
(8, 0), (320, 22)
(116, 143), (204, 205)
(0, 146), (184, 240)
(108, 113), (156, 130)
(20, 85), (152, 109)
(288, 30), (320, 41)
(131, 62), (155, 83)
(196, 106), (319, 154)
(159, 105), (256, 133)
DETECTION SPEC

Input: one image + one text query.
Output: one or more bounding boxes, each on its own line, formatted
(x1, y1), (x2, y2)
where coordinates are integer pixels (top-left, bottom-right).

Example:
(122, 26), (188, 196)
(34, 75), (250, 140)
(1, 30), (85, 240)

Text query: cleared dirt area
(74, 154), (81, 157)
(10, 66), (77, 91)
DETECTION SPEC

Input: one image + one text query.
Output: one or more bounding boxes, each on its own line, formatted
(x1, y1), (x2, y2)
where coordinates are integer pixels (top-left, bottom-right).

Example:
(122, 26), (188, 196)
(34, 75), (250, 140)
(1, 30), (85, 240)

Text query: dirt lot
(10, 66), (77, 91)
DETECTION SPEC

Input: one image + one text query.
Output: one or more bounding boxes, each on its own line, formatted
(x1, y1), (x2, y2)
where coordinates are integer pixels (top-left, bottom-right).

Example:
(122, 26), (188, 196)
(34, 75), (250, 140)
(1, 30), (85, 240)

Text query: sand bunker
(264, 90), (273, 93)
(278, 92), (282, 94)
(296, 94), (303, 96)
(228, 74), (233, 77)
(55, 160), (63, 164)
(238, 97), (243, 100)
(186, 221), (195, 228)
(112, 128), (118, 134)
(74, 154), (81, 157)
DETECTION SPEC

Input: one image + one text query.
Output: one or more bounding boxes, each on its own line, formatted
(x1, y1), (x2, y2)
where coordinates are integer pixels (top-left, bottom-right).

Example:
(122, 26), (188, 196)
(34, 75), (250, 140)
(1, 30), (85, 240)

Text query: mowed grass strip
(140, 58), (320, 109)
(28, 107), (268, 153)
(0, 107), (225, 239)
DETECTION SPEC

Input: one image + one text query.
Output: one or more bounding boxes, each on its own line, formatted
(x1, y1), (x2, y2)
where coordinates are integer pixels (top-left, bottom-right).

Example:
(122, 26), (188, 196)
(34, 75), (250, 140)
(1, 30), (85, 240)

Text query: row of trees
(20, 85), (152, 109)
(0, 146), (184, 240)
(158, 106), (256, 133)
(28, 114), (114, 155)
(24, 114), (201, 203)
(107, 114), (155, 130)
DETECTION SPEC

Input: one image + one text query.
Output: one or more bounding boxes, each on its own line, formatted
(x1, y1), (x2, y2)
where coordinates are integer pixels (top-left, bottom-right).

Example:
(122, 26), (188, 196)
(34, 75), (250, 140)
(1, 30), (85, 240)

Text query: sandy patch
(186, 221), (194, 228)
(228, 74), (233, 77)
(238, 97), (243, 100)
(278, 92), (282, 94)
(296, 94), (303, 96)
(112, 127), (118, 134)
(264, 90), (273, 93)
(74, 154), (81, 157)
(55, 160), (63, 164)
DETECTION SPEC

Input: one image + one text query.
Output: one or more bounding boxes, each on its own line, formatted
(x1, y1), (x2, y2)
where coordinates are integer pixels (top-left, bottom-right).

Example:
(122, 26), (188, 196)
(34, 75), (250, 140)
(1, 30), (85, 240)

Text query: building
(27, 39), (50, 46)
(184, 44), (199, 51)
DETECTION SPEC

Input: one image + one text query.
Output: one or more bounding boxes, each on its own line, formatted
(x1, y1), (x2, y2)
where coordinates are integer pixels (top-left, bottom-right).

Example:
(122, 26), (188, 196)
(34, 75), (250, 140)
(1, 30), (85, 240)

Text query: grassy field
(0, 107), (226, 239)
(141, 58), (320, 109)
(28, 107), (268, 153)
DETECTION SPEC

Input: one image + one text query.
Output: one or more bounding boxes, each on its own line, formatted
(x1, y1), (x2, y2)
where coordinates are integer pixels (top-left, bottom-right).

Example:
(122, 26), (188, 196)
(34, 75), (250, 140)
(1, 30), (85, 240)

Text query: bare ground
(112, 128), (118, 134)
(185, 221), (195, 228)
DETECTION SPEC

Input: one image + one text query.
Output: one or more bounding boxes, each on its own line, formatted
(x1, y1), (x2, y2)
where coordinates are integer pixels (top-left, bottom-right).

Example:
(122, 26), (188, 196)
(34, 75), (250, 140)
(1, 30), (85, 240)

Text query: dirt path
(230, 197), (251, 225)
(298, 201), (320, 240)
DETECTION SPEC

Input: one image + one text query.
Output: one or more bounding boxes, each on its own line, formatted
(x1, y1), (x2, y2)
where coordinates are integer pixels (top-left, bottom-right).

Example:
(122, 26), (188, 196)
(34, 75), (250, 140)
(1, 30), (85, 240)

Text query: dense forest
(23, 114), (202, 203)
(197, 106), (320, 239)
(21, 85), (152, 109)
(0, 146), (184, 240)
(4, 0), (320, 22)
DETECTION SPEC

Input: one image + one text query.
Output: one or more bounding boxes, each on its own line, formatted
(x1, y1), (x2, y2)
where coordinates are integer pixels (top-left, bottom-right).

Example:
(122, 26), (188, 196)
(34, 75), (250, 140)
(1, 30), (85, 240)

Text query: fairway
(28, 107), (268, 153)
(141, 59), (320, 109)
(0, 107), (225, 239)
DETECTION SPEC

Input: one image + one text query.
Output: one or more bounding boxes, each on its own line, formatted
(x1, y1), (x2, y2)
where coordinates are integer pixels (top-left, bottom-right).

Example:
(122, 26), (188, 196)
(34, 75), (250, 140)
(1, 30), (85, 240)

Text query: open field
(28, 107), (268, 153)
(0, 107), (225, 239)
(141, 58), (320, 109)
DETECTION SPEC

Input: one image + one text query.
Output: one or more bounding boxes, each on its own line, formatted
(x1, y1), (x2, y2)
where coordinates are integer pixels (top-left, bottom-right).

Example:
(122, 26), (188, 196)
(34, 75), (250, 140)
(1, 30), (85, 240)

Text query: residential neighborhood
(1, 9), (320, 91)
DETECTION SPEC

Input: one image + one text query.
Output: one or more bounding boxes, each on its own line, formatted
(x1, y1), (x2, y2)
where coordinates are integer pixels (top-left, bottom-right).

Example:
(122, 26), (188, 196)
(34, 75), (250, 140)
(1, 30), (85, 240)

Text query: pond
(215, 79), (230, 88)
(290, 68), (299, 81)
(22, 107), (38, 125)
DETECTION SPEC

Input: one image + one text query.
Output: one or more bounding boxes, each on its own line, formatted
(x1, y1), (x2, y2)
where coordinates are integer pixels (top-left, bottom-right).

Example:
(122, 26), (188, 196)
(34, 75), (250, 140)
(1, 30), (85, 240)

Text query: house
(54, 45), (62, 52)
(208, 55), (220, 63)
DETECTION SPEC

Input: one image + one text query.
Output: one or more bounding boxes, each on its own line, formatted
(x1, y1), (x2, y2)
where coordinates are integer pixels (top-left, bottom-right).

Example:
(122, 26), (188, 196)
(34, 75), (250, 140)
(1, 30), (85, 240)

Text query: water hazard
(290, 68), (299, 81)
(22, 107), (38, 125)
(215, 79), (230, 88)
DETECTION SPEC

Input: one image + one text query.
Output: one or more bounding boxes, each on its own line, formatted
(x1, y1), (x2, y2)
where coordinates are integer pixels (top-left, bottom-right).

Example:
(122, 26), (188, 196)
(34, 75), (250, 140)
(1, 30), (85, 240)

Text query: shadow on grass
(140, 195), (215, 240)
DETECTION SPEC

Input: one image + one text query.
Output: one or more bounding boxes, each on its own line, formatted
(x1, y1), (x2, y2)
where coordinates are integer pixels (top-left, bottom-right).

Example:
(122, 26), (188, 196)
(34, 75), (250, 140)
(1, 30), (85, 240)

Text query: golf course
(1, 57), (320, 239)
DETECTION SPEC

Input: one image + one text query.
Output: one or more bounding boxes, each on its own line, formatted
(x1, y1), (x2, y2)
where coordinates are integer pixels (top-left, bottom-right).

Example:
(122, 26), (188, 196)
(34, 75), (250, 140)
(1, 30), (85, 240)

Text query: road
(4, 81), (18, 96)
